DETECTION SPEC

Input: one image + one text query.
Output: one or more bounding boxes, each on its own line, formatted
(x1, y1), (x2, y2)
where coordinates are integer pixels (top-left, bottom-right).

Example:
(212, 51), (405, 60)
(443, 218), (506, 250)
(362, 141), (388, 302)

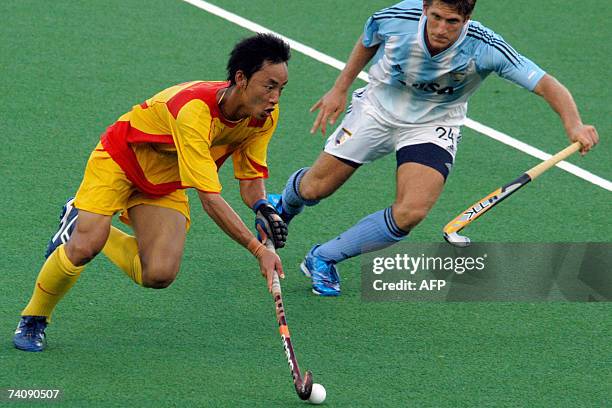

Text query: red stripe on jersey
(140, 101), (148, 109)
(125, 127), (173, 144)
(167, 81), (224, 119)
(101, 121), (184, 197)
(166, 81), (241, 127)
(236, 176), (266, 181)
(247, 157), (269, 178)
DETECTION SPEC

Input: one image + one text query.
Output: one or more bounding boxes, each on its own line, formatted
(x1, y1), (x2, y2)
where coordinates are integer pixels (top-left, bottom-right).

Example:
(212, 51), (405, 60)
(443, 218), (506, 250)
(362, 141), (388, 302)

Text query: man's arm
(310, 35), (379, 135)
(239, 179), (288, 249)
(239, 178), (266, 208)
(533, 74), (599, 155)
(198, 191), (284, 291)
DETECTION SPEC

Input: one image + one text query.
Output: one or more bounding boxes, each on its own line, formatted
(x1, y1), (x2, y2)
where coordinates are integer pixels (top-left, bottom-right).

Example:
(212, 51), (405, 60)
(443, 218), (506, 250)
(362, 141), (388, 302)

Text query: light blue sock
(314, 207), (408, 263)
(281, 167), (319, 216)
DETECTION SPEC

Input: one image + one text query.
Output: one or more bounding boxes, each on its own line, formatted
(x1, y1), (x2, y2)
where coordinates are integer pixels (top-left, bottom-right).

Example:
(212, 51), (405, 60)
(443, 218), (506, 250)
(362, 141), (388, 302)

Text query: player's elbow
(198, 190), (221, 212)
(533, 74), (561, 97)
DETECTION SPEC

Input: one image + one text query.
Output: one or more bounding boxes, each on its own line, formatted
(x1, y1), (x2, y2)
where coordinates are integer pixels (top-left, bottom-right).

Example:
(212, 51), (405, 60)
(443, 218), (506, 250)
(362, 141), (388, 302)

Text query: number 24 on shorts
(436, 126), (461, 151)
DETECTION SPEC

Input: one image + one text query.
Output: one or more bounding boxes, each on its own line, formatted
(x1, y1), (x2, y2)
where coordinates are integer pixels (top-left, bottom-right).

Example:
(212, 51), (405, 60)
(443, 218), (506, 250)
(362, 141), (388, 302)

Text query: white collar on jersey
(417, 14), (470, 59)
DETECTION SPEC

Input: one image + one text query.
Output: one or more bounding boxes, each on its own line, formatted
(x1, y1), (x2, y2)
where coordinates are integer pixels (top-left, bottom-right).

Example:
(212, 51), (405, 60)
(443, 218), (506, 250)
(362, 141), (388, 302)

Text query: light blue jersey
(363, 0), (546, 125)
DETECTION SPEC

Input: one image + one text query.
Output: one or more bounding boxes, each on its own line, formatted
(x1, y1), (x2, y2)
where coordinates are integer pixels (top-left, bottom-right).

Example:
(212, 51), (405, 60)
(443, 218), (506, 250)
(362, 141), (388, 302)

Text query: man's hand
(248, 229), (285, 293)
(257, 246), (285, 293)
(568, 124), (599, 155)
(309, 36), (378, 136)
(253, 199), (288, 249)
(310, 87), (348, 136)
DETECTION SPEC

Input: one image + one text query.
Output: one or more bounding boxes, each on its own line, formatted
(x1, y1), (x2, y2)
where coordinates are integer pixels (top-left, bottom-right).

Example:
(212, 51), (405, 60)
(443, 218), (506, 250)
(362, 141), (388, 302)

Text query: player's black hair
(227, 33), (291, 84)
(424, 0), (477, 18)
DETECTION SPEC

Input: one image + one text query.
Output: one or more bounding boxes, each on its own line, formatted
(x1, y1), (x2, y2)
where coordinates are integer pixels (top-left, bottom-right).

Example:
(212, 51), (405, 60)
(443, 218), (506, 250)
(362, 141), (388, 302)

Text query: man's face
(423, 1), (469, 54)
(242, 61), (288, 120)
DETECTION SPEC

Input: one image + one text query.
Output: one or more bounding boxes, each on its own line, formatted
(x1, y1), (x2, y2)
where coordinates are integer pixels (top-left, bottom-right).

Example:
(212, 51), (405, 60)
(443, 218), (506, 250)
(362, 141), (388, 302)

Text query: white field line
(181, 0), (611, 192)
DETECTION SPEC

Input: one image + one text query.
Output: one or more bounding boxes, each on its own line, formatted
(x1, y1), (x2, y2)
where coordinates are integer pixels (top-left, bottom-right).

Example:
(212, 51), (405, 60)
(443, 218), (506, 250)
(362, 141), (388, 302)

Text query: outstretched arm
(198, 191), (284, 292)
(310, 35), (379, 135)
(533, 74), (599, 155)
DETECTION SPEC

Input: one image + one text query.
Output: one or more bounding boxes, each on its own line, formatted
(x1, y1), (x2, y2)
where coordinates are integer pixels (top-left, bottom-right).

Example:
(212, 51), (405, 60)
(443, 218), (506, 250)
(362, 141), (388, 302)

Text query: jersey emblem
(450, 70), (466, 82)
(335, 128), (353, 146)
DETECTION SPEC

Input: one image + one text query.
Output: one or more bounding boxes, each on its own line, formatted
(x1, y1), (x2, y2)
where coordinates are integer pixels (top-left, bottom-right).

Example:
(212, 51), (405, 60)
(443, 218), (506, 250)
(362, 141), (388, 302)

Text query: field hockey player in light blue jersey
(270, 0), (599, 296)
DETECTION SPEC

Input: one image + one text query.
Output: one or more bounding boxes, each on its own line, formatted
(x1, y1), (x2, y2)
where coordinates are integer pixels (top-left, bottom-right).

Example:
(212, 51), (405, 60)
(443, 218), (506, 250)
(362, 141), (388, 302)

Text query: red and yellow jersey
(100, 81), (278, 196)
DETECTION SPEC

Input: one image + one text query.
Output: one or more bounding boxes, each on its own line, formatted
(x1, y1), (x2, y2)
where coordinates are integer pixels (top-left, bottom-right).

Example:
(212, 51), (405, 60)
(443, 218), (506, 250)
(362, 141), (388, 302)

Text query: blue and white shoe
(13, 316), (48, 352)
(45, 197), (78, 258)
(300, 245), (341, 296)
(267, 193), (295, 225)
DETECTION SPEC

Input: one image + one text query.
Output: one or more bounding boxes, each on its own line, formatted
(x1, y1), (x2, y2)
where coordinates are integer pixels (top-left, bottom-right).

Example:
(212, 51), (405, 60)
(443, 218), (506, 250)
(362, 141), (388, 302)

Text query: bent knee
(141, 259), (181, 289)
(143, 277), (176, 289)
(392, 206), (430, 231)
(65, 240), (103, 265)
(299, 182), (327, 201)
(299, 175), (338, 202)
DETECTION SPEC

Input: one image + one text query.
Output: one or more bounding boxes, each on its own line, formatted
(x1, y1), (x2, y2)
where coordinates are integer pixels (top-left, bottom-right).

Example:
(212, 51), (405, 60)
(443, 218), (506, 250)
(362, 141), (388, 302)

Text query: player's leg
(303, 141), (454, 296)
(128, 204), (187, 288)
(101, 189), (190, 288)
(15, 210), (111, 351)
(100, 225), (143, 285)
(26, 210), (111, 311)
(308, 152), (447, 263)
(300, 202), (409, 296)
(271, 152), (357, 222)
(391, 145), (449, 231)
(14, 145), (130, 351)
(294, 90), (401, 295)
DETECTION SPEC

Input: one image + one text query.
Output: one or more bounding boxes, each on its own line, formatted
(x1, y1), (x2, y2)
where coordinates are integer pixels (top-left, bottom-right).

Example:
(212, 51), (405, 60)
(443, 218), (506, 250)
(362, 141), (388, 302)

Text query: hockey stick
(443, 142), (582, 247)
(264, 239), (314, 400)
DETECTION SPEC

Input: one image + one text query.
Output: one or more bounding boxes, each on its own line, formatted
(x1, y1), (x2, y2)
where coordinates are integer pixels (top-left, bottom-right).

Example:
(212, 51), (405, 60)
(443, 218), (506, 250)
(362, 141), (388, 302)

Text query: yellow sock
(102, 226), (143, 286)
(22, 245), (85, 320)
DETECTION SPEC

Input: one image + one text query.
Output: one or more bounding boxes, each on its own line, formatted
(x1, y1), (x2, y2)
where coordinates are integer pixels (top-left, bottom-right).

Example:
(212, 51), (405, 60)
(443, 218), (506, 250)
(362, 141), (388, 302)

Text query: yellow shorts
(74, 143), (191, 228)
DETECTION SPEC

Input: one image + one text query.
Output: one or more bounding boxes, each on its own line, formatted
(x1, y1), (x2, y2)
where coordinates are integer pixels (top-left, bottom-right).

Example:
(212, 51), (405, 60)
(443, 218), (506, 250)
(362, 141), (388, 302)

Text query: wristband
(252, 199), (269, 213)
(247, 237), (266, 258)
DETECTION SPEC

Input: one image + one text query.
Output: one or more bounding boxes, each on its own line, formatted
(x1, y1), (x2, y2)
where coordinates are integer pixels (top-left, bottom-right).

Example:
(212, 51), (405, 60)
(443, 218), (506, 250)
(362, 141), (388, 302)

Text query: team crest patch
(335, 128), (353, 146)
(450, 70), (466, 82)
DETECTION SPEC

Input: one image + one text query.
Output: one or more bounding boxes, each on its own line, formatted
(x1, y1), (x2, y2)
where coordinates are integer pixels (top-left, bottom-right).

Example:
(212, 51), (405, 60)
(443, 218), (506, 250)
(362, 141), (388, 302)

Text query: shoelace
(22, 319), (44, 339)
(318, 270), (339, 285)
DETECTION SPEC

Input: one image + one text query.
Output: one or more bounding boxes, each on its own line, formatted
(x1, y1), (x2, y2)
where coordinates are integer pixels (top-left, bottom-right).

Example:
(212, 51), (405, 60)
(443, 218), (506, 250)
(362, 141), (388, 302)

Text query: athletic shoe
(300, 245), (341, 296)
(267, 193), (295, 225)
(45, 197), (78, 258)
(13, 316), (48, 352)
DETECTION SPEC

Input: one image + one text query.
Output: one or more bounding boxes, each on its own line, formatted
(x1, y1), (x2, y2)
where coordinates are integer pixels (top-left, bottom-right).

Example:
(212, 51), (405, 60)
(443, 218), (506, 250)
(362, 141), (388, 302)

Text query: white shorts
(324, 87), (462, 164)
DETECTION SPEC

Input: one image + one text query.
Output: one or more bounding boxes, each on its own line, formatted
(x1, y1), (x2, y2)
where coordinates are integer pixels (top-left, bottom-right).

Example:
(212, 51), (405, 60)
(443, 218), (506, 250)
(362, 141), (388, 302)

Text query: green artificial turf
(1, 1), (609, 406)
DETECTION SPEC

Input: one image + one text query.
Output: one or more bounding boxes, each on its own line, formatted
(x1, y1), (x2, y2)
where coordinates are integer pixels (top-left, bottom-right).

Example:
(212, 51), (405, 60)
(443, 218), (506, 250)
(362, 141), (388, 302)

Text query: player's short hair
(424, 0), (477, 18)
(227, 33), (291, 84)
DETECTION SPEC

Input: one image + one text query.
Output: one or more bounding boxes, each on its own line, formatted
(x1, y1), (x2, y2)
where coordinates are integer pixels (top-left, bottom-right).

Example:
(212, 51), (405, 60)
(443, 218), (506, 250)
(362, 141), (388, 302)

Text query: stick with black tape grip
(264, 238), (314, 400)
(443, 142), (582, 247)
